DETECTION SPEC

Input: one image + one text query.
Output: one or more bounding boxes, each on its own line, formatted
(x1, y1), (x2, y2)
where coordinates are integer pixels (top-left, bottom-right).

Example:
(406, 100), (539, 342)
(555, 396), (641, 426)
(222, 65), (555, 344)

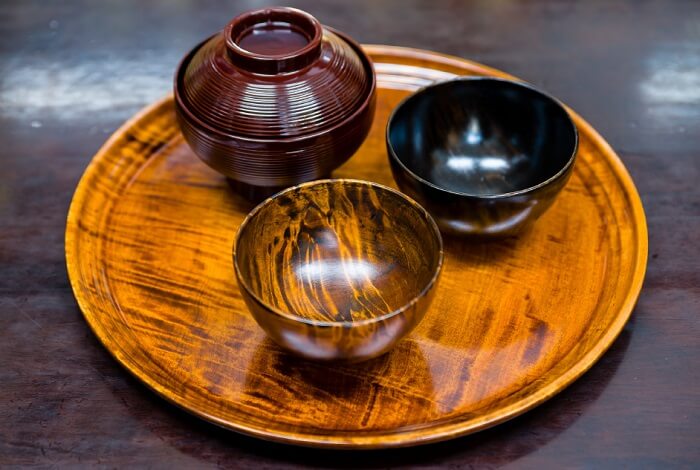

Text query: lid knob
(224, 7), (323, 75)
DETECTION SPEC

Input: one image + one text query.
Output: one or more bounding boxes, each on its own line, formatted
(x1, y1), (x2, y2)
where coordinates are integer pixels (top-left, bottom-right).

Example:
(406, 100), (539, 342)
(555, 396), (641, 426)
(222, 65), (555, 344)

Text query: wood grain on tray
(64, 46), (646, 448)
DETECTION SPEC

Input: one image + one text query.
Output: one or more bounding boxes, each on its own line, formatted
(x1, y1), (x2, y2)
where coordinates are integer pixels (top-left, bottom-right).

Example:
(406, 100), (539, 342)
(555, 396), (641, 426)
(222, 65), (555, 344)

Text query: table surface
(1, 0), (698, 467)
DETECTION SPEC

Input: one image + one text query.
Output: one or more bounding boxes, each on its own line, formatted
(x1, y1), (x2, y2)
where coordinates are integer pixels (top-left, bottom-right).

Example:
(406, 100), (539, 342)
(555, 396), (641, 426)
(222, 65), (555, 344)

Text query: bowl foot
(226, 175), (332, 202)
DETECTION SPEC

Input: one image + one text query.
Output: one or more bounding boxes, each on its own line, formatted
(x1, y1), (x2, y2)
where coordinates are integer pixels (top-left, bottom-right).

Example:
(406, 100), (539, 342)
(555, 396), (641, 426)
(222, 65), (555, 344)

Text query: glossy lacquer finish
(234, 180), (443, 361)
(388, 78), (578, 236)
(65, 46), (647, 448)
(174, 7), (376, 199)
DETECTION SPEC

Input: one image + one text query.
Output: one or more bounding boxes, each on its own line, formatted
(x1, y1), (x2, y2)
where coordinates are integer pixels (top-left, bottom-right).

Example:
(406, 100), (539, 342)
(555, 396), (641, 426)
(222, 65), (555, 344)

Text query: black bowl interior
(387, 78), (577, 196)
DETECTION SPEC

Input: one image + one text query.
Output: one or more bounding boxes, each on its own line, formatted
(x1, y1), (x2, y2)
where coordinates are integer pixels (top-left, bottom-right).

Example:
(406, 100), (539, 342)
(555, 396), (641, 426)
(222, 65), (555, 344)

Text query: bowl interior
(387, 78), (577, 196)
(235, 181), (441, 324)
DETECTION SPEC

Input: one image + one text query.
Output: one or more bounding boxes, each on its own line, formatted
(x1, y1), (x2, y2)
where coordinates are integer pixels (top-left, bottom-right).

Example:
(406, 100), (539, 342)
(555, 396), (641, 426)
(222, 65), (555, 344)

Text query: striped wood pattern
(236, 180), (441, 323)
(65, 45), (647, 448)
(234, 179), (443, 361)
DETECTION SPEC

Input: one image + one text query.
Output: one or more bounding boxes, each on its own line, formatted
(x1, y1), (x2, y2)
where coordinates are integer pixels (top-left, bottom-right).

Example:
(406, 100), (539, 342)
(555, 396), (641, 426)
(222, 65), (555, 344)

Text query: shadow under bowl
(233, 179), (443, 362)
(386, 77), (578, 237)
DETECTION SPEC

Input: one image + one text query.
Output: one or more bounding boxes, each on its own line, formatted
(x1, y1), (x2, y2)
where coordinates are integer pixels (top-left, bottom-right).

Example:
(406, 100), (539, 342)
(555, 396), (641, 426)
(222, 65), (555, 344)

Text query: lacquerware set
(176, 7), (578, 360)
(65, 6), (647, 448)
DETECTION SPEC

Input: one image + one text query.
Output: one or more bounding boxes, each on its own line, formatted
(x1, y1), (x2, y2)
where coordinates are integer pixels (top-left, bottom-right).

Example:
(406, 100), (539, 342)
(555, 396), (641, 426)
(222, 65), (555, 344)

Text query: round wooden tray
(66, 45), (647, 448)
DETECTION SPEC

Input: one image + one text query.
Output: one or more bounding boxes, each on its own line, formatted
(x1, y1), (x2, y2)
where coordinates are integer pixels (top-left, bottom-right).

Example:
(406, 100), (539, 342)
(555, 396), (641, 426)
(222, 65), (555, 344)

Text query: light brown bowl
(233, 179), (443, 362)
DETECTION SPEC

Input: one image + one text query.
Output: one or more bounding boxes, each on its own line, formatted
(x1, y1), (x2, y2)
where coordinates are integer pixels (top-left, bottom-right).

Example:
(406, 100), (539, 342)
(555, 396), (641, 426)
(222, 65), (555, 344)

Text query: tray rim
(65, 44), (648, 449)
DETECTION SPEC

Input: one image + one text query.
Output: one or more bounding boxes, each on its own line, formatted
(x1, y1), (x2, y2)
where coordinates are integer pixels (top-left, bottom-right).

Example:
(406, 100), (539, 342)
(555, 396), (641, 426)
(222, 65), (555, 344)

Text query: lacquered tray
(65, 45), (647, 448)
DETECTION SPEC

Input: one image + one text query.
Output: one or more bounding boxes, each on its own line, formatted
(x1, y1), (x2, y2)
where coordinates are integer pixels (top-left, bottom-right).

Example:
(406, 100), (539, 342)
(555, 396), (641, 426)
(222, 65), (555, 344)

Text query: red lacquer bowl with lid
(174, 7), (376, 200)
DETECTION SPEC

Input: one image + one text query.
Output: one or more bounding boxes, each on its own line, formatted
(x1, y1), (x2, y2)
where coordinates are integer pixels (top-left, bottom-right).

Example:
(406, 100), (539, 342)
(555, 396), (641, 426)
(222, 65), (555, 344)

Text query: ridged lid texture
(177, 8), (371, 139)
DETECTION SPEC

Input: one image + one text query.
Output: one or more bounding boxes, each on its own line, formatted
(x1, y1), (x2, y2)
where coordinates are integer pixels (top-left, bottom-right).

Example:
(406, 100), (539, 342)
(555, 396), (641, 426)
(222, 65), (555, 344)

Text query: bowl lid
(176, 7), (372, 139)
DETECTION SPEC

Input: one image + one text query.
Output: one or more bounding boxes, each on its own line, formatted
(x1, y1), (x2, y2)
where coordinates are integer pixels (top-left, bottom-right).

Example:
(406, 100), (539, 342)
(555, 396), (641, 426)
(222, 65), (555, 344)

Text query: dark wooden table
(2, 0), (698, 467)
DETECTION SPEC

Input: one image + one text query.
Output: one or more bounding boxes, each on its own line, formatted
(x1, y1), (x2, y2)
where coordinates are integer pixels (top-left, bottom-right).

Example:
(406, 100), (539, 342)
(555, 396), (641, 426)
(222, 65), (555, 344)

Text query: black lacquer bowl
(386, 77), (578, 236)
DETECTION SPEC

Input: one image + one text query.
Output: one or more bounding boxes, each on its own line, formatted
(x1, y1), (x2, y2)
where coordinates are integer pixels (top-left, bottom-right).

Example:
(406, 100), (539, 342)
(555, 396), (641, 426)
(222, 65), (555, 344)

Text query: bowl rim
(232, 178), (444, 328)
(385, 76), (580, 199)
(173, 27), (376, 144)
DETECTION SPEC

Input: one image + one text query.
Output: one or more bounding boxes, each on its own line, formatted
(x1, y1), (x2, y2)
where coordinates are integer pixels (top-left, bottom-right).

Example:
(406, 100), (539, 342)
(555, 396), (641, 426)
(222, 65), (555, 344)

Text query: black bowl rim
(386, 76), (579, 199)
(233, 178), (444, 328)
(174, 27), (376, 144)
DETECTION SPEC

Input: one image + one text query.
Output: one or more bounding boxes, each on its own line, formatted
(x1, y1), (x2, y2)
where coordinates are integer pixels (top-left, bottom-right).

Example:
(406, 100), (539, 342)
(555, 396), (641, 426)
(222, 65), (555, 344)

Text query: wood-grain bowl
(234, 179), (443, 362)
